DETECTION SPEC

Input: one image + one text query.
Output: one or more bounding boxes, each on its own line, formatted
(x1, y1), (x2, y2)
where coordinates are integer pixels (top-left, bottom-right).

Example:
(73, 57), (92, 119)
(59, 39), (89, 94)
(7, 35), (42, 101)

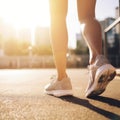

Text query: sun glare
(0, 0), (50, 30)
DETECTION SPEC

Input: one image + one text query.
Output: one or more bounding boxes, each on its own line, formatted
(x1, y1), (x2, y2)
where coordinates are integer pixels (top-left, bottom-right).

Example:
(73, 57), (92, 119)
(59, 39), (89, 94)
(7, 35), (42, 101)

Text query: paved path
(0, 69), (120, 120)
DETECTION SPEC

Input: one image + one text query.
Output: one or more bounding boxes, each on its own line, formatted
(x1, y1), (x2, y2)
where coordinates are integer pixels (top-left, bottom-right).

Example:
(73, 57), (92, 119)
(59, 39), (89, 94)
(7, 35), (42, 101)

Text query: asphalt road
(0, 69), (120, 120)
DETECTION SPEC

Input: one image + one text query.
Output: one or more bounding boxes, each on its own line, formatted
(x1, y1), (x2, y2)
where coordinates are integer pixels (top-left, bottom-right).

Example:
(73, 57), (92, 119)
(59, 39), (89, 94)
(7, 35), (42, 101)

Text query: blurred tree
(4, 38), (30, 56)
(4, 38), (18, 55)
(32, 45), (52, 55)
(4, 38), (52, 56)
(18, 40), (30, 55)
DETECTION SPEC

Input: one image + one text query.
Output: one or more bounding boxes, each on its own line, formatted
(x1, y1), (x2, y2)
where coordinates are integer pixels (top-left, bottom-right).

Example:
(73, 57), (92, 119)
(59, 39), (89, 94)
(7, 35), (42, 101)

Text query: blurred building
(100, 17), (115, 39)
(99, 8), (120, 67)
(115, 7), (120, 34)
(35, 27), (50, 46)
(0, 19), (17, 56)
(17, 28), (31, 43)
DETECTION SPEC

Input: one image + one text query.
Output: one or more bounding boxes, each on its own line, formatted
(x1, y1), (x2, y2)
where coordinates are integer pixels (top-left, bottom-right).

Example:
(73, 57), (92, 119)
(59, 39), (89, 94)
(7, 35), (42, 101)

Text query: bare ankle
(89, 56), (96, 65)
(58, 74), (68, 81)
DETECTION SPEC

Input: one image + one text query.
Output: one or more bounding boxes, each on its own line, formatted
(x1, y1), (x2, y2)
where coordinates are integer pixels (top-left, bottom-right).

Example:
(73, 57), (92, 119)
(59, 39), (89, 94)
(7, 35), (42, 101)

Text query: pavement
(0, 69), (120, 120)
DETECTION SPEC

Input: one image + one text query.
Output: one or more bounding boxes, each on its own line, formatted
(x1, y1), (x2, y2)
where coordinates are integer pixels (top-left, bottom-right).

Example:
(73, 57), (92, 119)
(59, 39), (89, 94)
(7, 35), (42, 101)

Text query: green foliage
(4, 38), (19, 55)
(4, 38), (30, 55)
(32, 45), (52, 55)
(3, 38), (52, 56)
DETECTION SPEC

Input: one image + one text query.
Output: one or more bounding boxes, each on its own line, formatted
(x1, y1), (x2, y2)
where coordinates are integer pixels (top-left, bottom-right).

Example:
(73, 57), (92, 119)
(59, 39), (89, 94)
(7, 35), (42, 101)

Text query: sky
(0, 0), (50, 29)
(0, 0), (119, 48)
(96, 0), (119, 20)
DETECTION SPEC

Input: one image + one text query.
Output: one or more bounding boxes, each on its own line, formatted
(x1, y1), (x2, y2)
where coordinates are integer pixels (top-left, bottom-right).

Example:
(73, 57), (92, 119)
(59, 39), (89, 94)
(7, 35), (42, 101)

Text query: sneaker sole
(86, 64), (116, 98)
(44, 90), (73, 97)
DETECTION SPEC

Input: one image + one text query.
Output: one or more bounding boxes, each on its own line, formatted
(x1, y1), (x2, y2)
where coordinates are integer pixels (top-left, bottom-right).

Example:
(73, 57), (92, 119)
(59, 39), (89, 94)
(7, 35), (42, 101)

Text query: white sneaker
(44, 76), (73, 97)
(86, 55), (116, 98)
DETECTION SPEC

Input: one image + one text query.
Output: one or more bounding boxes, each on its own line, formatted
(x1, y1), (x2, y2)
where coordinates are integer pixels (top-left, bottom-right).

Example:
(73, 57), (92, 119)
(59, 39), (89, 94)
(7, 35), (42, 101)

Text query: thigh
(49, 0), (68, 20)
(77, 0), (96, 21)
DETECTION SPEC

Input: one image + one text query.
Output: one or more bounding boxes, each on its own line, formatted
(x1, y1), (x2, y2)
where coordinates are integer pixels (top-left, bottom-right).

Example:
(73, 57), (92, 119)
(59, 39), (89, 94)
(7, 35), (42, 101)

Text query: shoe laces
(50, 75), (56, 80)
(49, 75), (57, 84)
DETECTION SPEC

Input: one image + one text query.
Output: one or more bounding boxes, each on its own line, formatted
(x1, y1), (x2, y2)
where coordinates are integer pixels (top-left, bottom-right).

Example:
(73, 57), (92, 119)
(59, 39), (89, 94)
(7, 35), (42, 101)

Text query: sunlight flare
(0, 0), (50, 30)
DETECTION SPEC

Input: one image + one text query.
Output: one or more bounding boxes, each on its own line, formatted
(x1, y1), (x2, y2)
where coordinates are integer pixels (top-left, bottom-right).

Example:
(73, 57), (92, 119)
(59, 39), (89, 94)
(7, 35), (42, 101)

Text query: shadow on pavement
(60, 96), (120, 120)
(89, 96), (120, 108)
